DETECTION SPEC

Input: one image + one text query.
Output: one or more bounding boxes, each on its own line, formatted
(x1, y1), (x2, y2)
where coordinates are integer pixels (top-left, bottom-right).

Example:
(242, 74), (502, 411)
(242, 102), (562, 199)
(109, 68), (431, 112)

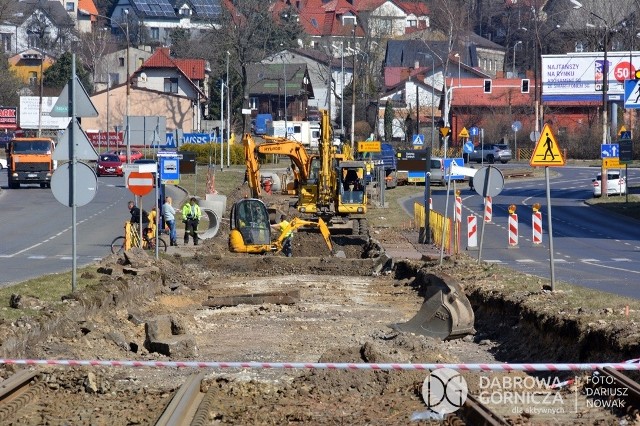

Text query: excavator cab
(229, 198), (273, 253)
(339, 165), (365, 205)
(229, 198), (334, 255)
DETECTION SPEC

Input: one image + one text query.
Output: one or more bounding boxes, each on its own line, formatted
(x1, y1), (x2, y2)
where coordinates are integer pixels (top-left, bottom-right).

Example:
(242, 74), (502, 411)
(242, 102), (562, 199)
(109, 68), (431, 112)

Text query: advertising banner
(542, 52), (640, 99)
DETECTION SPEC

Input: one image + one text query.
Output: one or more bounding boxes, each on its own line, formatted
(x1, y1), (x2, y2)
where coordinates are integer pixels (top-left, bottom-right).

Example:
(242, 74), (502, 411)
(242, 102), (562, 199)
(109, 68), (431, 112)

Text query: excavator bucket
(392, 273), (475, 340)
(316, 218), (333, 252)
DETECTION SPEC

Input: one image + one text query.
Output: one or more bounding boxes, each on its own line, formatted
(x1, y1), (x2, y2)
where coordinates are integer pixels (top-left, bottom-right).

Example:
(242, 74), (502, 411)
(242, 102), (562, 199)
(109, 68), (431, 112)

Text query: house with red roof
(82, 47), (209, 133)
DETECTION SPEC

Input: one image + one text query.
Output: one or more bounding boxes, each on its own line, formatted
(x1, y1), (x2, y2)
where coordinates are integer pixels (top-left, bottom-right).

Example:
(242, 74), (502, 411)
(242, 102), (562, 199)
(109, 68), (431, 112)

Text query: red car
(96, 154), (124, 177)
(103, 149), (144, 162)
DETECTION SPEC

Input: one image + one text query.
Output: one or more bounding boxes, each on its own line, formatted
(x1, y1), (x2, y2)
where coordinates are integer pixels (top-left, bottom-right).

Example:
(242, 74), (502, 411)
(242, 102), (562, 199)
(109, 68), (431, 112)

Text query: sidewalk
(380, 231), (444, 262)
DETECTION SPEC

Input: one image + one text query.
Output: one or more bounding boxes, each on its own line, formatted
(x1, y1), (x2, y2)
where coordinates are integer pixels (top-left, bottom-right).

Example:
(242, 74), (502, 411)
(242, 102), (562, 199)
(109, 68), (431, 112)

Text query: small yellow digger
(229, 198), (333, 254)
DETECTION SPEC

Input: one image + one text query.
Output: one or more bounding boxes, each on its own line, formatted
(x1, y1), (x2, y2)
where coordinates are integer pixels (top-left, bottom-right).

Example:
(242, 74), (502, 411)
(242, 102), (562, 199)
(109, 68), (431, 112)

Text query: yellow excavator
(297, 110), (369, 235)
(243, 134), (313, 198)
(229, 198), (333, 254)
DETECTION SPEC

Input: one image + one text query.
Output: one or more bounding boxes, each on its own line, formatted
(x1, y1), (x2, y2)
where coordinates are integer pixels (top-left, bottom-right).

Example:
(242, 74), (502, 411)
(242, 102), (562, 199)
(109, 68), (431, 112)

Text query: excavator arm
(256, 138), (312, 183)
(276, 217), (333, 253)
(243, 133), (261, 198)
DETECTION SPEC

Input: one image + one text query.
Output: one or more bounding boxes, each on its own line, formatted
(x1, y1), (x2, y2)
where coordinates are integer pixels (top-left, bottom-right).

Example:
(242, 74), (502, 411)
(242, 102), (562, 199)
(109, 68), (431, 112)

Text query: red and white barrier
(508, 214), (518, 246)
(467, 215), (477, 249)
(532, 211), (542, 244)
(484, 196), (492, 222)
(0, 358), (638, 372)
(455, 196), (462, 223)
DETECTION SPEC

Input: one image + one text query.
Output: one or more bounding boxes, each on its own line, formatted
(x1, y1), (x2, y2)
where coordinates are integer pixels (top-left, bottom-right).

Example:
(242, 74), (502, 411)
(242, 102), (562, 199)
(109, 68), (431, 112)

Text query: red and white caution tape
(1, 359), (639, 372)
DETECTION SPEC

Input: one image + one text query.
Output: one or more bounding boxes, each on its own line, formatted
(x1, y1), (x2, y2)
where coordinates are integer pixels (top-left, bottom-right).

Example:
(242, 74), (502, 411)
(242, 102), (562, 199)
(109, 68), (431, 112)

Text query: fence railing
(413, 202), (461, 254)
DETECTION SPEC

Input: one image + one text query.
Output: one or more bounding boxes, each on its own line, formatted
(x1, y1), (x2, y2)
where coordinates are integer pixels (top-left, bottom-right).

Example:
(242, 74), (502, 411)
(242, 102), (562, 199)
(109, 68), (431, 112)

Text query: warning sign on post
(530, 124), (565, 167)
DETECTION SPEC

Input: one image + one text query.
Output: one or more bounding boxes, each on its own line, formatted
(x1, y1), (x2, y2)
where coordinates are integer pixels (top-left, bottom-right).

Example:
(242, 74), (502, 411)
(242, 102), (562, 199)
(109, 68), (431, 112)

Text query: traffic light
(635, 69), (640, 79)
(521, 79), (530, 93)
(483, 79), (492, 93)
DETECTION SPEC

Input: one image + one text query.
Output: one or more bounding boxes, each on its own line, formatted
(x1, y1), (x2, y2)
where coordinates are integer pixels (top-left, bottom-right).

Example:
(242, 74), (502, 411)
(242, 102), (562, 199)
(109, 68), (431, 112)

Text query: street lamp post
(283, 54), (287, 138)
(341, 42), (344, 138)
(81, 8), (131, 162)
(123, 10), (131, 164)
(512, 41), (523, 76)
(454, 53), (461, 87)
(572, 0), (609, 197)
(226, 51), (230, 167)
(351, 26), (356, 149)
(418, 53), (435, 149)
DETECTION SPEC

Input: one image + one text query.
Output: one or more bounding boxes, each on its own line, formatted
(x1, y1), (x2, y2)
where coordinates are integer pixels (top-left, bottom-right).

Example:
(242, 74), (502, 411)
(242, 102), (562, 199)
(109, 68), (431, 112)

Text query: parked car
(429, 157), (445, 185)
(96, 154), (124, 177)
(593, 170), (626, 197)
(0, 157), (6, 170)
(103, 149), (143, 162)
(465, 143), (512, 164)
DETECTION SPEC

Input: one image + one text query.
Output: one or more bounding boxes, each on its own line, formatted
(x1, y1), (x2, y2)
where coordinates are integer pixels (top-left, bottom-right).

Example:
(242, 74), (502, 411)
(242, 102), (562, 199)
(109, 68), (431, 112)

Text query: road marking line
(28, 256), (46, 259)
(612, 258), (632, 262)
(581, 260), (640, 274)
(516, 259), (536, 263)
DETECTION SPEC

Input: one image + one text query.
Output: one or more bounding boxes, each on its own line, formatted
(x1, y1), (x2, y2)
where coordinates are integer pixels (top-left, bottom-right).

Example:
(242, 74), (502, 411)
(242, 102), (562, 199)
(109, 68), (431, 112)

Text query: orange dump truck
(5, 137), (56, 188)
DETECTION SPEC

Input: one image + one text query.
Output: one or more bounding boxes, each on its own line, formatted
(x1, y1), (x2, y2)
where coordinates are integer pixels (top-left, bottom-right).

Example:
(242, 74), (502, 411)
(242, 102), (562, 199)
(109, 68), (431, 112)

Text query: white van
(429, 157), (445, 185)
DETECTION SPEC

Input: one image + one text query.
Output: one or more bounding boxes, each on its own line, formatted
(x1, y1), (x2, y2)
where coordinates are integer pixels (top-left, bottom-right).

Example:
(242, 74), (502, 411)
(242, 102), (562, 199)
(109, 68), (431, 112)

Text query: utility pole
(351, 26), (356, 149)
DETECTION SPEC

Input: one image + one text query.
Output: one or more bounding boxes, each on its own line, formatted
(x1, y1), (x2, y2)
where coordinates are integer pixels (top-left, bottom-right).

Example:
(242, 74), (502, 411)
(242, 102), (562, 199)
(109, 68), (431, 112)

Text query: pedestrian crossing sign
(530, 124), (565, 167)
(624, 80), (640, 108)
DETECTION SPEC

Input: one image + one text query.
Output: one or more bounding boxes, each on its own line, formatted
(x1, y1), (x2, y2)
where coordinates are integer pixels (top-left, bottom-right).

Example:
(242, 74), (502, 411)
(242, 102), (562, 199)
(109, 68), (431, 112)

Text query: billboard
(19, 96), (72, 129)
(542, 52), (640, 101)
(0, 107), (17, 130)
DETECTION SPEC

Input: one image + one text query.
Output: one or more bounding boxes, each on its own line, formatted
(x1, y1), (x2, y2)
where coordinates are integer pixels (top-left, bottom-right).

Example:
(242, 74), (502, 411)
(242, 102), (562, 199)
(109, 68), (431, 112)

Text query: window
(66, 2), (74, 11)
(521, 79), (530, 93)
(118, 57), (125, 67)
(28, 71), (38, 85)
(0, 34), (11, 52)
(151, 27), (159, 39)
(342, 16), (356, 27)
(164, 78), (178, 93)
(249, 97), (258, 110)
(27, 33), (39, 48)
(483, 79), (492, 93)
(575, 41), (584, 53)
(408, 19), (417, 27)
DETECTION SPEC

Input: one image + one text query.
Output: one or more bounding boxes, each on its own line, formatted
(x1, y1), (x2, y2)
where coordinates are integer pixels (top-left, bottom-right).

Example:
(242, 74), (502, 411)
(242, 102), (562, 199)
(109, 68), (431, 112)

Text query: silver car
(466, 143), (513, 164)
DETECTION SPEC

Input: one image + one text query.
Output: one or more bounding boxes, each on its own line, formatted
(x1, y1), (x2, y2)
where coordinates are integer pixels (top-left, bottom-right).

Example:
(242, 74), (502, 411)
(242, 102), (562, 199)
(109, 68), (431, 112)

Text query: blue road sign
(624, 80), (640, 108)
(463, 141), (474, 154)
(469, 126), (480, 137)
(620, 131), (631, 139)
(601, 143), (619, 158)
(412, 134), (424, 145)
(160, 155), (180, 183)
(444, 157), (465, 180)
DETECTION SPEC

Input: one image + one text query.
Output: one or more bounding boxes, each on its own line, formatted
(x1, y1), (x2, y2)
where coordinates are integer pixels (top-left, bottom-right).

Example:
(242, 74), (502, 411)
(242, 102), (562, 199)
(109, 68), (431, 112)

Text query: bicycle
(111, 223), (168, 254)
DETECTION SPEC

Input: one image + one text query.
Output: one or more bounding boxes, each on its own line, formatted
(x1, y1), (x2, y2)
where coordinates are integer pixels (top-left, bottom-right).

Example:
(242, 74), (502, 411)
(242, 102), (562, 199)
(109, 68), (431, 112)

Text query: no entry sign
(127, 171), (154, 196)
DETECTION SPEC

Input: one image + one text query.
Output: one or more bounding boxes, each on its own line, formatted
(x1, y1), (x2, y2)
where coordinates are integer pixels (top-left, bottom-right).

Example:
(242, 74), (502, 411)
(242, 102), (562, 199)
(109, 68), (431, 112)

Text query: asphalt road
(408, 164), (640, 299)
(0, 171), (178, 287)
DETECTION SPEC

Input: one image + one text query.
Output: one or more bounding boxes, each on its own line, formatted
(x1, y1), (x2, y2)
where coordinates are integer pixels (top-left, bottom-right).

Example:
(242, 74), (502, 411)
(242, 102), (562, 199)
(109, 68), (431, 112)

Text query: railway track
(155, 372), (216, 426)
(444, 393), (509, 426)
(592, 367), (640, 417)
(0, 370), (44, 423)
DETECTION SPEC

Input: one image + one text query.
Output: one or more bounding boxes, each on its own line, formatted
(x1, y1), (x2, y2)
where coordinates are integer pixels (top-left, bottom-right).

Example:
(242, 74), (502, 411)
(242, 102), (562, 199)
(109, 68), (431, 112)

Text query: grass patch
(0, 266), (102, 321)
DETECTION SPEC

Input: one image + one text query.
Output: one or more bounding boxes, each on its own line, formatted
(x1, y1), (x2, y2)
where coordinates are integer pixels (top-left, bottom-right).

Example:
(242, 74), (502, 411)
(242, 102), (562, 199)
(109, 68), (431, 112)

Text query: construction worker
(272, 214), (293, 257)
(181, 197), (202, 245)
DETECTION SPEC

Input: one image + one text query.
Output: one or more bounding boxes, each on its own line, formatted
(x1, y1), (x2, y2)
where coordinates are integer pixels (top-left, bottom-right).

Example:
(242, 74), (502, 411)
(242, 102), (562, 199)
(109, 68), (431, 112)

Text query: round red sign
(614, 61), (636, 83)
(127, 171), (154, 196)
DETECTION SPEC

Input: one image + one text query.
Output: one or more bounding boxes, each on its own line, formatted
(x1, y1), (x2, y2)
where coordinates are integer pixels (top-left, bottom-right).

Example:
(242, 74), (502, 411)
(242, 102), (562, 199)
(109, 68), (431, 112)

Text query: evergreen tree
(43, 52), (93, 93)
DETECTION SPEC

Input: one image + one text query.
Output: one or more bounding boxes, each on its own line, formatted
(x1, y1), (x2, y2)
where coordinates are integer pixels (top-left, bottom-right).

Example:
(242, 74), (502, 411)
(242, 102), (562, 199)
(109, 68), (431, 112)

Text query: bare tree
(78, 26), (113, 88)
